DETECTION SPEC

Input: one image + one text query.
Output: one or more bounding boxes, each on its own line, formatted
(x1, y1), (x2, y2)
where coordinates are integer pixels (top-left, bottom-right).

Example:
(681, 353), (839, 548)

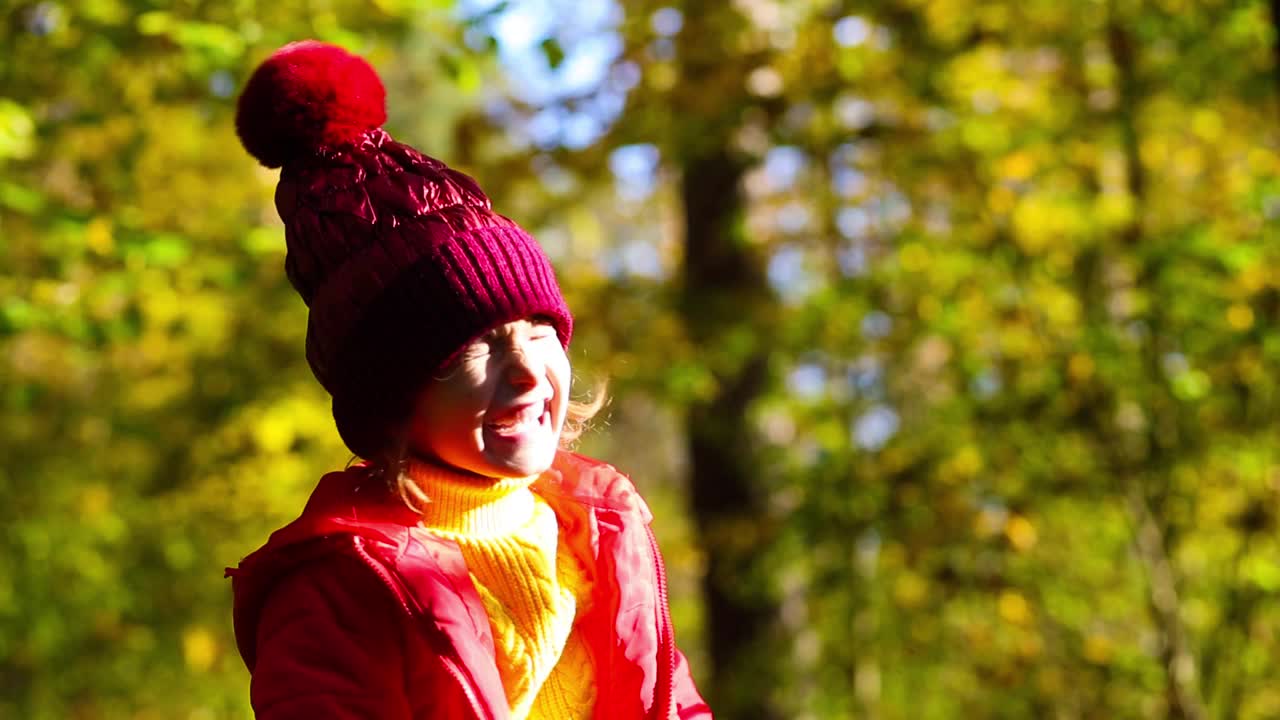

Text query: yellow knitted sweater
(407, 461), (596, 720)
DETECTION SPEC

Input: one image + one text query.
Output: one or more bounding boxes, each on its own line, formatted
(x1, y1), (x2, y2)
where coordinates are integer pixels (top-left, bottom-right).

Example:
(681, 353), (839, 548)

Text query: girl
(226, 41), (712, 720)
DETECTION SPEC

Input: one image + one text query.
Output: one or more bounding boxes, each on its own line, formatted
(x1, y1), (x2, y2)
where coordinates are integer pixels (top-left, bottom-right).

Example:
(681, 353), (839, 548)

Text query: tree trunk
(679, 145), (779, 719)
(665, 2), (781, 714)
(1270, 0), (1280, 97)
(1107, 11), (1206, 719)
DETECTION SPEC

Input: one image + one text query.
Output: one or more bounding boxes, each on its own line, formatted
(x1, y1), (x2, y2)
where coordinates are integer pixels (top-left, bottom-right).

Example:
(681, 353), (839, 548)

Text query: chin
(487, 451), (556, 478)
(491, 456), (552, 479)
(477, 422), (564, 478)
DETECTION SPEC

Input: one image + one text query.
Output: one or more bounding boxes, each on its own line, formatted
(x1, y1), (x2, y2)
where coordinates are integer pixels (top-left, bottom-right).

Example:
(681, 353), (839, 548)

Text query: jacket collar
(265, 451), (645, 546)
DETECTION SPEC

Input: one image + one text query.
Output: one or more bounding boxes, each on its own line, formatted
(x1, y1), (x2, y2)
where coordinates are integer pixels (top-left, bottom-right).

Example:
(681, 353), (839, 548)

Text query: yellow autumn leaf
(183, 626), (218, 671)
(1005, 515), (1038, 551)
(998, 590), (1032, 625)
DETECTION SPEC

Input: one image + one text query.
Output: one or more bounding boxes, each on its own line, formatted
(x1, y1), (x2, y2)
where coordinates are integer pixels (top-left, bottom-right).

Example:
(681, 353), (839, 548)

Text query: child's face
(408, 318), (570, 478)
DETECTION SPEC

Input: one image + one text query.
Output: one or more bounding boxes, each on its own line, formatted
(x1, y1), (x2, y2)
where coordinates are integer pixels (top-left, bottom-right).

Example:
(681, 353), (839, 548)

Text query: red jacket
(228, 452), (713, 719)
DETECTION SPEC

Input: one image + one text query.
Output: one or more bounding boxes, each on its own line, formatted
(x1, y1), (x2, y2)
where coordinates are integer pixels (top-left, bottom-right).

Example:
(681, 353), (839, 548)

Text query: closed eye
(529, 317), (558, 341)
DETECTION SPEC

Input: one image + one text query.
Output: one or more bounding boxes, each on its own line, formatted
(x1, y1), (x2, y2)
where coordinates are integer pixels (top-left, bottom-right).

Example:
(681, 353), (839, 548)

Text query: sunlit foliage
(3, 1), (1280, 718)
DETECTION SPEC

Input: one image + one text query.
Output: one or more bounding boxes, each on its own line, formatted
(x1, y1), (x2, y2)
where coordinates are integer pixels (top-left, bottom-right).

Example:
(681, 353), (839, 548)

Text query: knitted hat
(235, 41), (573, 457)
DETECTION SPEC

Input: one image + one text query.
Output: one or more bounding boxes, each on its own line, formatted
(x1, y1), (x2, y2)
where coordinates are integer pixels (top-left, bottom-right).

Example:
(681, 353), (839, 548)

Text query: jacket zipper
(646, 524), (677, 720)
(352, 537), (491, 720)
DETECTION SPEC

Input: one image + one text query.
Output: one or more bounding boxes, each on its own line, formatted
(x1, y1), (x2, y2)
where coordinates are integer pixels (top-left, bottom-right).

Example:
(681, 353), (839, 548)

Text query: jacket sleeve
(673, 646), (714, 719)
(249, 554), (415, 720)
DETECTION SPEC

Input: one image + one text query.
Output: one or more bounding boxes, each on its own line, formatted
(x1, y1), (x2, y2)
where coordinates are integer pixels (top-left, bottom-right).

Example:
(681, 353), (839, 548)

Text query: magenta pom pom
(235, 40), (387, 168)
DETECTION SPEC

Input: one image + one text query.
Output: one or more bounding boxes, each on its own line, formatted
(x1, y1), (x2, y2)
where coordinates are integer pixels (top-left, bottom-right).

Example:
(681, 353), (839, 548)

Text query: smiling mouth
(485, 401), (549, 437)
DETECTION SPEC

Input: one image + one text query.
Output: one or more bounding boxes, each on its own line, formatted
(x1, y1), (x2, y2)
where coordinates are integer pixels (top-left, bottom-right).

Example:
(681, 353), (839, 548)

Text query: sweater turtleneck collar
(404, 457), (538, 538)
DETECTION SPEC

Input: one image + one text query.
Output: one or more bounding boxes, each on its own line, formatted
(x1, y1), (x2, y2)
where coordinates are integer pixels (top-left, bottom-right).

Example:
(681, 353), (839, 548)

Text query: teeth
(488, 403), (544, 432)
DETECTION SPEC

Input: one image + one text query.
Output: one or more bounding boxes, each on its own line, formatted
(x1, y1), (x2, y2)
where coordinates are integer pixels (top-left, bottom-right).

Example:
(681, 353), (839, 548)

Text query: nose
(502, 342), (540, 390)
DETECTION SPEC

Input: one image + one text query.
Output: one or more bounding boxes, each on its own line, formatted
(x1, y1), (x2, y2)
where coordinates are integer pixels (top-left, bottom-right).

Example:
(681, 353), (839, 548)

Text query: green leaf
(0, 99), (35, 160)
(540, 37), (565, 69)
(0, 182), (44, 214)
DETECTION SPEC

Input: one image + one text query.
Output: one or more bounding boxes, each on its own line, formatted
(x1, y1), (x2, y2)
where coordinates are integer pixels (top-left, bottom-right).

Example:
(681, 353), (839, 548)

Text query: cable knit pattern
(407, 460), (596, 720)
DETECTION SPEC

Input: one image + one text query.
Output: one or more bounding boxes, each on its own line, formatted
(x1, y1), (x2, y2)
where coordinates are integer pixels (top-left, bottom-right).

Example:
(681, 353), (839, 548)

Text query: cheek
(551, 361), (572, 429)
(443, 362), (495, 410)
(440, 391), (490, 435)
(413, 373), (491, 446)
(548, 353), (571, 399)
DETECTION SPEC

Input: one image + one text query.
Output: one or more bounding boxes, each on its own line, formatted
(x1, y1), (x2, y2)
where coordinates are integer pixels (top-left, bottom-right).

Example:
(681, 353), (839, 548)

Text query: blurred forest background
(5, 0), (1280, 718)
